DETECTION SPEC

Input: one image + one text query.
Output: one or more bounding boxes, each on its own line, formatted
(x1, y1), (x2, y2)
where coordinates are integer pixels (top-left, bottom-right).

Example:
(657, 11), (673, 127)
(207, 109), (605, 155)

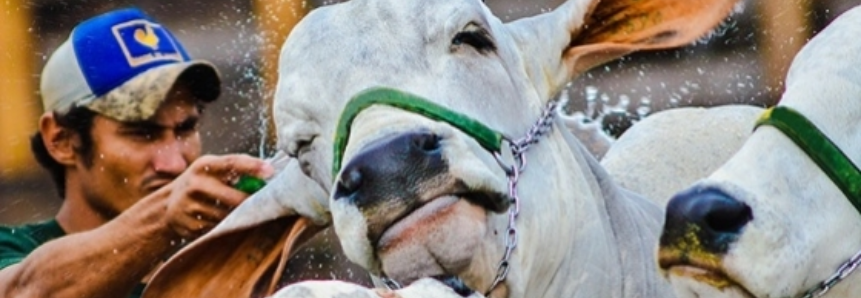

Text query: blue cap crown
(72, 8), (192, 97)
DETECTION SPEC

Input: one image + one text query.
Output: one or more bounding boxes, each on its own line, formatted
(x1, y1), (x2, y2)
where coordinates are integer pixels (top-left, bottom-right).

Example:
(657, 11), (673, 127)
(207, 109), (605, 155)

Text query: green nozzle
(234, 175), (267, 194)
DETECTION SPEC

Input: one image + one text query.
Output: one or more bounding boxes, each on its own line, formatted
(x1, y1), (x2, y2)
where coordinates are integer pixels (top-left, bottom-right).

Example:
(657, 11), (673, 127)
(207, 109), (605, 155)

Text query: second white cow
(659, 5), (861, 298)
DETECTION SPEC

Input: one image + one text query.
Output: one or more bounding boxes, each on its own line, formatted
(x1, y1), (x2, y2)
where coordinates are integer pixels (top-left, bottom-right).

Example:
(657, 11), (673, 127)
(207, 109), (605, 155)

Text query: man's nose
(152, 139), (190, 176)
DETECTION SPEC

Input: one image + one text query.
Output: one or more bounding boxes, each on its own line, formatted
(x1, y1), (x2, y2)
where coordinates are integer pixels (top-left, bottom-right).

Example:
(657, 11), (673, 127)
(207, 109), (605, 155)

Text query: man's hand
(163, 154), (274, 239)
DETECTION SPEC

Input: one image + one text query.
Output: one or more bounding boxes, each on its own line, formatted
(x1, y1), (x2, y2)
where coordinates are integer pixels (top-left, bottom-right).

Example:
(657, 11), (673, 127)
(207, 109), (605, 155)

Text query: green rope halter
(332, 87), (506, 179)
(755, 106), (861, 213)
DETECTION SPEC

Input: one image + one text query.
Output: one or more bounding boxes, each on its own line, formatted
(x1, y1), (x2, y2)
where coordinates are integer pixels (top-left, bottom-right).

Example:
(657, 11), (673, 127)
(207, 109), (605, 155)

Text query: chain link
(800, 248), (861, 298)
(382, 276), (403, 290)
(486, 101), (558, 295)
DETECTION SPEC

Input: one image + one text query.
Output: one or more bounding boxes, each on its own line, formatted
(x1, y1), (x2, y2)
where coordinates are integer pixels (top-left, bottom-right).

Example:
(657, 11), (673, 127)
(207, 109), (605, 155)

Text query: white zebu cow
(659, 5), (861, 298)
(268, 0), (742, 297)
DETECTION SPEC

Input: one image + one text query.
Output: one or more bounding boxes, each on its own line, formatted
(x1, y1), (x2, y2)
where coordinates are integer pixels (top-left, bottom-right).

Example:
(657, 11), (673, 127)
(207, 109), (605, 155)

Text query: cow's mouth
(377, 190), (508, 249)
(658, 249), (755, 297)
(374, 190), (508, 291)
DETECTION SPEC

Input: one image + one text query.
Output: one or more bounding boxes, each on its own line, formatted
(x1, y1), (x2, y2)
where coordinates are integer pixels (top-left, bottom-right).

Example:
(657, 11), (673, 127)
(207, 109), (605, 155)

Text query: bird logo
(133, 24), (160, 50)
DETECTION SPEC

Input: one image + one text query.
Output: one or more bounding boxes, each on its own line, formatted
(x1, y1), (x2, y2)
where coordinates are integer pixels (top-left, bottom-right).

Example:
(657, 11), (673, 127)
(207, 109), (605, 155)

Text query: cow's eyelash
(452, 29), (496, 53)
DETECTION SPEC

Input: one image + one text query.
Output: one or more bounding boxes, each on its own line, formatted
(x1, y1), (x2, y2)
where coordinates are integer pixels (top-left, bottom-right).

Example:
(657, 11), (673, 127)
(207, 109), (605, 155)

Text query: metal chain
(485, 101), (558, 295)
(381, 276), (403, 290)
(800, 248), (861, 298)
(380, 101), (558, 294)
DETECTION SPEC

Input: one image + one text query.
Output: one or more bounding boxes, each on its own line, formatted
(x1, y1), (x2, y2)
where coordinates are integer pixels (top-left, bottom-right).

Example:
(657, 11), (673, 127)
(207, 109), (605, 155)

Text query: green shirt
(0, 219), (145, 298)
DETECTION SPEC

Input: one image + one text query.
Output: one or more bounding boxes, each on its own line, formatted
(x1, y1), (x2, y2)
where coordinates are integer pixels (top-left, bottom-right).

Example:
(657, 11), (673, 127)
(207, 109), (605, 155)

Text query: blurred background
(0, 0), (857, 224)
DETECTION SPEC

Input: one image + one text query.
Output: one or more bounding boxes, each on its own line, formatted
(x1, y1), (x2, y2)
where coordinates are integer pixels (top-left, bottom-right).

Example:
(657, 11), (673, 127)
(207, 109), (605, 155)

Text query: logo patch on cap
(112, 20), (183, 67)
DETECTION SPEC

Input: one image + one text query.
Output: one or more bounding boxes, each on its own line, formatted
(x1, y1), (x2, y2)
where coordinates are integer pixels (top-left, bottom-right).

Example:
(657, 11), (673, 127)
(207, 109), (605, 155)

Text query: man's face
(76, 84), (203, 218)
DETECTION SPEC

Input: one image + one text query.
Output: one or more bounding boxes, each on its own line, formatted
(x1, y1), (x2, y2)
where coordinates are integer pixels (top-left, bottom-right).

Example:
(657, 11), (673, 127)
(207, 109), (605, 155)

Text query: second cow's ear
(564, 0), (741, 75)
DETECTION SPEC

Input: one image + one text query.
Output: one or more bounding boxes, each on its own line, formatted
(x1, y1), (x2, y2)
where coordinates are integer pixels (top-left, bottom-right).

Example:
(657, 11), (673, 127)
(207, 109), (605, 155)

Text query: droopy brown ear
(565, 0), (741, 74)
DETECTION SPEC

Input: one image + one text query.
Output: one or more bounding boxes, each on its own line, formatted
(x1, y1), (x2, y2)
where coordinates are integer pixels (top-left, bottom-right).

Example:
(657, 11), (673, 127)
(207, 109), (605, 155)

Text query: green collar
(756, 106), (861, 213)
(332, 87), (506, 179)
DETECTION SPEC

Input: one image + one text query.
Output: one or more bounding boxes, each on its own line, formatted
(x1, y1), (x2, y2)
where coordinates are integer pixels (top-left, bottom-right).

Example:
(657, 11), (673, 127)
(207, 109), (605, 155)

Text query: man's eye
(176, 123), (198, 136)
(128, 130), (154, 140)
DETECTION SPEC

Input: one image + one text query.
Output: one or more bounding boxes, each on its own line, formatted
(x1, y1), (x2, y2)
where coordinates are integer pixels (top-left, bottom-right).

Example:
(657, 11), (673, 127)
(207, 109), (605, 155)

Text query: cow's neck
(710, 75), (861, 297)
(506, 120), (673, 298)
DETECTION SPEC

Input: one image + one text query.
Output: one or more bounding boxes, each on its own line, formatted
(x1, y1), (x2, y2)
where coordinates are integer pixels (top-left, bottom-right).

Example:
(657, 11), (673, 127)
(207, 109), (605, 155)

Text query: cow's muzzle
(334, 130), (509, 243)
(661, 186), (753, 255)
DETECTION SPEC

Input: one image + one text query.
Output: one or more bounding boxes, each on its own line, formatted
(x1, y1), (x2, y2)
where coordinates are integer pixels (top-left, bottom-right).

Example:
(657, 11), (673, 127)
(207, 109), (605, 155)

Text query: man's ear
(505, 0), (741, 98)
(39, 113), (78, 167)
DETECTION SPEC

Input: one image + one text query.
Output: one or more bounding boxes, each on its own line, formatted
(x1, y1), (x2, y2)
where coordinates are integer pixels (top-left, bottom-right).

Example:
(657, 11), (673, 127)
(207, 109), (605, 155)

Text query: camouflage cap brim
(81, 60), (221, 122)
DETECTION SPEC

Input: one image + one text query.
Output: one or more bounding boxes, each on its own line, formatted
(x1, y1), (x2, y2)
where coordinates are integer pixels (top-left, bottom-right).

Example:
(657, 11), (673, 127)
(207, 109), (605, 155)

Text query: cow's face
(658, 7), (861, 298)
(274, 0), (740, 295)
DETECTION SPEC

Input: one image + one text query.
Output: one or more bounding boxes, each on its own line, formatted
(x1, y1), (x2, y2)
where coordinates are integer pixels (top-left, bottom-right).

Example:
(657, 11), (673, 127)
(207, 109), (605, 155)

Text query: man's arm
(0, 154), (272, 298)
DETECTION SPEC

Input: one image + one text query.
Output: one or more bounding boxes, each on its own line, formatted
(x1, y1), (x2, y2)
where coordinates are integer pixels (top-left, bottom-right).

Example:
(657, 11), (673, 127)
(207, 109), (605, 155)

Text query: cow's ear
(564, 0), (740, 75)
(505, 0), (740, 100)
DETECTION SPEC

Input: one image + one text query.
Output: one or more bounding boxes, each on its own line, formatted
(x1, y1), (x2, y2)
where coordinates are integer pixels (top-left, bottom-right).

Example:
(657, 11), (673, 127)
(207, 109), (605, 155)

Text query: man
(0, 8), (272, 298)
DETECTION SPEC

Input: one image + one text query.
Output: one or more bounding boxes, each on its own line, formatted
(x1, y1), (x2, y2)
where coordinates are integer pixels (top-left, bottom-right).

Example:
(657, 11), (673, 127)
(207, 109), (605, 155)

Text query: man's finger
(187, 176), (251, 209)
(193, 154), (274, 181)
(169, 213), (214, 239)
(184, 200), (230, 222)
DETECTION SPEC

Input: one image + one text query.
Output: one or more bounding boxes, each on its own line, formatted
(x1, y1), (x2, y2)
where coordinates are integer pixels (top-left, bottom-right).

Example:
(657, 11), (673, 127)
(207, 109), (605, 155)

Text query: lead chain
(485, 101), (558, 296)
(800, 248), (861, 298)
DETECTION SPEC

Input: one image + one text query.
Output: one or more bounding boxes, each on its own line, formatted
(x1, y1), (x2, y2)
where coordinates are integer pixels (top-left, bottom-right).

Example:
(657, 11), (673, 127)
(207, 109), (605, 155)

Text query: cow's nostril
(668, 187), (753, 234)
(411, 132), (441, 153)
(335, 167), (363, 199)
(704, 198), (753, 233)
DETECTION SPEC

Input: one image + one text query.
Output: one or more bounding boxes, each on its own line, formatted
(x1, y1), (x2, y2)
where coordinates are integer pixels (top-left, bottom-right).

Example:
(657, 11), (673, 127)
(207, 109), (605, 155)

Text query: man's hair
(30, 107), (98, 198)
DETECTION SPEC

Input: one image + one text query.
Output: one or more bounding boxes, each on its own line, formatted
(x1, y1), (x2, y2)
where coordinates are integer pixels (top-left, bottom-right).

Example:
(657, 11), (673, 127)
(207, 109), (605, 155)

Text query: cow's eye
(286, 135), (316, 158)
(452, 26), (496, 53)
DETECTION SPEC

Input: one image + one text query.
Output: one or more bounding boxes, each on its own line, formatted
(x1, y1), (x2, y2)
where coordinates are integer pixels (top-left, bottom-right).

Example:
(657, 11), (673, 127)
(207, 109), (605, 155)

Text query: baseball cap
(40, 7), (221, 122)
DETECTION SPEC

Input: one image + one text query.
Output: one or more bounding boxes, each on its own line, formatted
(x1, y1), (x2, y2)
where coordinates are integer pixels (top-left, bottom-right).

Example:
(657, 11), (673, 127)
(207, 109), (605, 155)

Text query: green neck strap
(332, 87), (505, 179)
(756, 106), (861, 213)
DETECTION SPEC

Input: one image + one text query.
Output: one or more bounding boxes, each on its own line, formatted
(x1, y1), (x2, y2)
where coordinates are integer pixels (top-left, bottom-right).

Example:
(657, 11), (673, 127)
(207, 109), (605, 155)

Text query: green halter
(332, 87), (506, 179)
(755, 106), (861, 213)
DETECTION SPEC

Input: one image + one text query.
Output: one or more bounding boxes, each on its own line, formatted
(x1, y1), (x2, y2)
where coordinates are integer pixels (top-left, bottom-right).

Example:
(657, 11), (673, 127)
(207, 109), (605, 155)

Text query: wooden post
(252, 0), (310, 149)
(0, 1), (38, 176)
(757, 0), (811, 105)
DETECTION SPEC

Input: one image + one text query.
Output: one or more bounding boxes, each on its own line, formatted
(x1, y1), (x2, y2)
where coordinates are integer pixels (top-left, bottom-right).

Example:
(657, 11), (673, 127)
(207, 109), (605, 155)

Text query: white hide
(662, 5), (861, 298)
(272, 278), (485, 298)
(559, 111), (615, 159)
(602, 105), (762, 206)
(270, 0), (741, 297)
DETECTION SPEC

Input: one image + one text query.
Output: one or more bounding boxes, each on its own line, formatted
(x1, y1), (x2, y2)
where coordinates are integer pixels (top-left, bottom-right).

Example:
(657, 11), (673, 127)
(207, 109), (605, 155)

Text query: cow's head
(658, 6), (861, 298)
(274, 0), (739, 296)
